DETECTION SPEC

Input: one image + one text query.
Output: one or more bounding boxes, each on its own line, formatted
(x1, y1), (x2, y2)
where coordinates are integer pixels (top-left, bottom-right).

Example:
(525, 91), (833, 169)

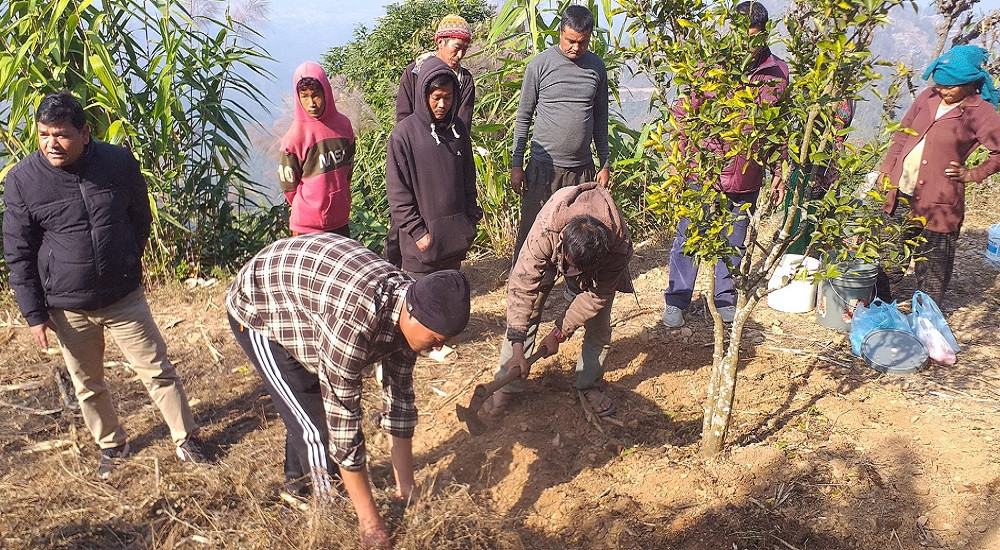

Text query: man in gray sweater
(510, 5), (610, 263)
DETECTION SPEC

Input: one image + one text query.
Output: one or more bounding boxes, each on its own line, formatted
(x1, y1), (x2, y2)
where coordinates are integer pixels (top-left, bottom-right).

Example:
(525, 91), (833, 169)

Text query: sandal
(481, 391), (513, 417)
(583, 387), (617, 418)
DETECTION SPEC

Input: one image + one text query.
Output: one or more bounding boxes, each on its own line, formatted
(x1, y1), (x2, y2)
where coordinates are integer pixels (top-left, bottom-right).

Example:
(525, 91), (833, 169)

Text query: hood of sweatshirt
(414, 56), (461, 143)
(548, 182), (631, 256)
(280, 61), (353, 160)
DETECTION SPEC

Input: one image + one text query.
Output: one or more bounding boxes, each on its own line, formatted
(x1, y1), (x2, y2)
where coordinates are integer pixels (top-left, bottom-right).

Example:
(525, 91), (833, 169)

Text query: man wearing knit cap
(226, 233), (471, 549)
(395, 13), (476, 130)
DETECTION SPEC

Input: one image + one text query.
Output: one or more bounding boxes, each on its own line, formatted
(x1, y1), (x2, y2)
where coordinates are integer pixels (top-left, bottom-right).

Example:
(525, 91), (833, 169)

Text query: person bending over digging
(226, 233), (471, 549)
(489, 182), (633, 418)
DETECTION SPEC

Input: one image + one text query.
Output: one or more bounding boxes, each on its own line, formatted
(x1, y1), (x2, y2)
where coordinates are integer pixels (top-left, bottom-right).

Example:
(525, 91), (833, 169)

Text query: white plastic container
(987, 223), (1000, 270)
(767, 254), (822, 313)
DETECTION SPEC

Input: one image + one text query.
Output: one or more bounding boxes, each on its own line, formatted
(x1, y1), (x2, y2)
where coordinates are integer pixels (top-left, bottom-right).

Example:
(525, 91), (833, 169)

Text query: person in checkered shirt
(226, 233), (471, 548)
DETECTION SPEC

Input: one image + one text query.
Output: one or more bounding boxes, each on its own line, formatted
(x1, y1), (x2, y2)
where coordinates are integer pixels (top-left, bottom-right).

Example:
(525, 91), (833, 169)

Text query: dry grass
(2, 190), (999, 549)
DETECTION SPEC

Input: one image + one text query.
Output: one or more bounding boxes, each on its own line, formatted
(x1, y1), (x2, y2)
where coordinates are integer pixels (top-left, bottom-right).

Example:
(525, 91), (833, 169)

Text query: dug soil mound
(2, 205), (999, 549)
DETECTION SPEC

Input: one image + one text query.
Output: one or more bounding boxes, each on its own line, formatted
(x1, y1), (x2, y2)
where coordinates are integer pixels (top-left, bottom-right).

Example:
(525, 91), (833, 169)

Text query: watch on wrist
(553, 326), (567, 343)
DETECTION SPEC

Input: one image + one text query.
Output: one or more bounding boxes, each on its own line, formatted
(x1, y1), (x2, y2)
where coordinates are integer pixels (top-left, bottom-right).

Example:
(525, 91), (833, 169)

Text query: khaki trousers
(495, 277), (613, 393)
(48, 288), (198, 449)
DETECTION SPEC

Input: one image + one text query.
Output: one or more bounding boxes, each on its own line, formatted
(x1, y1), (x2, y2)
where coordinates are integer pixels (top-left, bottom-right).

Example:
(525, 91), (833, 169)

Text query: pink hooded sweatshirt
(279, 62), (355, 233)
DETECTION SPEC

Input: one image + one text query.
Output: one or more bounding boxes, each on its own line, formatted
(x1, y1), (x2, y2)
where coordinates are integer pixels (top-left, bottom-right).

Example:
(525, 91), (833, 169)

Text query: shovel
(455, 344), (550, 435)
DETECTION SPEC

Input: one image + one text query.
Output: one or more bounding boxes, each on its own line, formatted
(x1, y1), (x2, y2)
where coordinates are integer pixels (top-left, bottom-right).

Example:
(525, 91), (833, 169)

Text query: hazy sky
(250, 1), (397, 113)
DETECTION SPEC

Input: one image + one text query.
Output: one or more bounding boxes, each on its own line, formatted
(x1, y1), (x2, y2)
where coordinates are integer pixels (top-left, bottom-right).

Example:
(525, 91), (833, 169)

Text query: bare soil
(2, 202), (999, 550)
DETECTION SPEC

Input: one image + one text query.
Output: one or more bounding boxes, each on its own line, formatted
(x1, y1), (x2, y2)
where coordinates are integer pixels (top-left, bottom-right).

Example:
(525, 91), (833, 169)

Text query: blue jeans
(664, 190), (758, 309)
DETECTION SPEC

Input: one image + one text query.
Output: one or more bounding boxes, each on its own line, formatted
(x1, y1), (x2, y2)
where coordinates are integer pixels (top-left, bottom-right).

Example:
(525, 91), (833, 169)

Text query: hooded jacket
(396, 51), (476, 131)
(506, 182), (633, 343)
(386, 56), (482, 273)
(3, 141), (150, 325)
(279, 61), (355, 234)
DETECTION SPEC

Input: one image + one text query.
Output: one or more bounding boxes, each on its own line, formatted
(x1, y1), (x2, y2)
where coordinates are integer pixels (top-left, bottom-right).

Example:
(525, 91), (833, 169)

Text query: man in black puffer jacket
(3, 92), (208, 478)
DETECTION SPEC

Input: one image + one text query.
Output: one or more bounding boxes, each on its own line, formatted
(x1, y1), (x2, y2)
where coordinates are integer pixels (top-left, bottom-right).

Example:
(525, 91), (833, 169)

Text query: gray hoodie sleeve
(511, 58), (540, 169)
(594, 63), (610, 170)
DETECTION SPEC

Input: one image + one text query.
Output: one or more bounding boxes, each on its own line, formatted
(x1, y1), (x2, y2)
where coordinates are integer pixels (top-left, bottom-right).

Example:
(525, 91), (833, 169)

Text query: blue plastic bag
(849, 298), (911, 356)
(910, 290), (960, 354)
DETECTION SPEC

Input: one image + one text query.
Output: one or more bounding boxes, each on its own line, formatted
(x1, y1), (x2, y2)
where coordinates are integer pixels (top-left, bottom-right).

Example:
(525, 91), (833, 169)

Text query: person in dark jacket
(661, 1), (789, 328)
(395, 13), (475, 130)
(2, 92), (207, 479)
(386, 14), (475, 269)
(876, 45), (1000, 306)
(386, 56), (482, 278)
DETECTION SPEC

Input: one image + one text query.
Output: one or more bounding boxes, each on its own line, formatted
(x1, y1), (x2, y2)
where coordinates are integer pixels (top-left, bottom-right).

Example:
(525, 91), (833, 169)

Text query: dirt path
(1, 209), (998, 549)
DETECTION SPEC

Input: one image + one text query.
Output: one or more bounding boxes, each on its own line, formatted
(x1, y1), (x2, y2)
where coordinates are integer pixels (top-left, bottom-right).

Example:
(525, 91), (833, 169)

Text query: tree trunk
(701, 262), (727, 438)
(701, 313), (747, 456)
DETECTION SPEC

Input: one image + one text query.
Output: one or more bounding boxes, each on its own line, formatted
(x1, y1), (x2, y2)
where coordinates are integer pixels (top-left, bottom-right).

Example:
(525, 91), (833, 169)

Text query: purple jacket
(881, 87), (1000, 233)
(675, 47), (790, 193)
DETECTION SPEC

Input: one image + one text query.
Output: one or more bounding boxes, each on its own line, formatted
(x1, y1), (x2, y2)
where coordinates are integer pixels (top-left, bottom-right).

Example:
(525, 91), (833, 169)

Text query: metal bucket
(816, 262), (878, 332)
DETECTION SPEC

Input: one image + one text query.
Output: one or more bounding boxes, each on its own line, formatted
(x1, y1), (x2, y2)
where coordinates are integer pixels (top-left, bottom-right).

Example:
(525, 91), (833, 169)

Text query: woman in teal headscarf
(876, 45), (1000, 307)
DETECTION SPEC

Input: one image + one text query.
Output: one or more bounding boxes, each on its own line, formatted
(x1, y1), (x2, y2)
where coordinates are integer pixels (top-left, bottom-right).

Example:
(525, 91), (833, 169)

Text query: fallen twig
(0, 400), (61, 415)
(0, 311), (24, 327)
(763, 345), (854, 368)
(0, 381), (42, 392)
(916, 389), (997, 403)
(199, 325), (224, 364)
(922, 378), (995, 402)
(890, 528), (904, 550)
(610, 309), (653, 328)
(577, 390), (606, 435)
(763, 330), (845, 352)
(773, 534), (802, 550)
(21, 439), (74, 453)
(602, 416), (625, 427)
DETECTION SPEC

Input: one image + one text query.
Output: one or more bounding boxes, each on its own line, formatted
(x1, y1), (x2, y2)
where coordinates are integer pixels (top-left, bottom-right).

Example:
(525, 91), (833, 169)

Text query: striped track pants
(228, 315), (335, 498)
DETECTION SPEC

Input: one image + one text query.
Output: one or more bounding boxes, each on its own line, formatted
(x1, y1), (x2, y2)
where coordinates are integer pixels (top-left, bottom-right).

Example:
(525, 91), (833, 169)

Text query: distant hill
(614, 0), (945, 140)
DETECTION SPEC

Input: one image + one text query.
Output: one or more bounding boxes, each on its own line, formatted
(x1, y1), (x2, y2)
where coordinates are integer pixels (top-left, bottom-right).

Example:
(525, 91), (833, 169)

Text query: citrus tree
(617, 0), (922, 455)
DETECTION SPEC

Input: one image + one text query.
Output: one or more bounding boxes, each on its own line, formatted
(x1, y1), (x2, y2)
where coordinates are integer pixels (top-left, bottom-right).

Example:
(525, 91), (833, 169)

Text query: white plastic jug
(767, 254), (822, 313)
(987, 223), (1000, 270)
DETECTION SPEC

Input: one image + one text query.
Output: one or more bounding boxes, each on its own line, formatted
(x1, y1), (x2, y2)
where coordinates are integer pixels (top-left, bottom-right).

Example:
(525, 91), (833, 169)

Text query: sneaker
(718, 306), (737, 323)
(176, 436), (210, 464)
(661, 305), (684, 328)
(97, 442), (130, 479)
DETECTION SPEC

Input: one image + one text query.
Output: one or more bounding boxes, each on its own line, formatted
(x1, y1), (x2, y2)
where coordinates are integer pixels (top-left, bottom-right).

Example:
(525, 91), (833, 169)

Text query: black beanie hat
(405, 270), (471, 337)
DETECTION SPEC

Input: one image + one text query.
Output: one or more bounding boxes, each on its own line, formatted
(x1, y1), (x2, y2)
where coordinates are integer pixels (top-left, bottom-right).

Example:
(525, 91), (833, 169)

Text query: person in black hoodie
(2, 92), (207, 479)
(386, 56), (482, 277)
